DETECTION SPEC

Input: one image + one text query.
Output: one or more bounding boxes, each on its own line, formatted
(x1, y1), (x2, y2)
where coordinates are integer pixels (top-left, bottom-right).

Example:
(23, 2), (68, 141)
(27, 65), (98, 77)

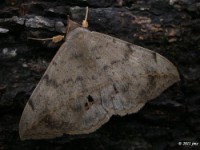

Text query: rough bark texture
(0, 0), (199, 149)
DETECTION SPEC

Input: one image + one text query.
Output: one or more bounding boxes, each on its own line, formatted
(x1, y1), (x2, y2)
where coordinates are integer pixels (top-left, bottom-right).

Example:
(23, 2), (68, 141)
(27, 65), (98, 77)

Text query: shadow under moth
(19, 7), (180, 140)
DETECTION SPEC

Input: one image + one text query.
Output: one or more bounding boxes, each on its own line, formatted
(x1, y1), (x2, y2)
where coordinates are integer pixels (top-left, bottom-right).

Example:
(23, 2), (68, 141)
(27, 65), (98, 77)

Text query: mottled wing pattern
(19, 28), (180, 140)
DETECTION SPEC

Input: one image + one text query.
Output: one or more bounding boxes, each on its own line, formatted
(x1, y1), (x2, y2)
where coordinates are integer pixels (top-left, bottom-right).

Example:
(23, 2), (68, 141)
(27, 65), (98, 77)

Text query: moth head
(66, 6), (89, 34)
(66, 16), (81, 34)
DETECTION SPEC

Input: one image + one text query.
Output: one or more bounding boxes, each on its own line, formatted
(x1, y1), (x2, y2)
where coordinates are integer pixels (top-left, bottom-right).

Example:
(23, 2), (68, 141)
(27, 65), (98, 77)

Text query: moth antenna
(27, 37), (53, 41)
(28, 35), (64, 43)
(52, 35), (65, 43)
(82, 6), (89, 28)
(85, 6), (89, 21)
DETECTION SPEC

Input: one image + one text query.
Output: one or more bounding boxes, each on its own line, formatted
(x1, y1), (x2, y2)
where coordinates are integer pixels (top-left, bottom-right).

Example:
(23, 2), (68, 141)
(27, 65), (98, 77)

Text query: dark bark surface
(0, 0), (200, 149)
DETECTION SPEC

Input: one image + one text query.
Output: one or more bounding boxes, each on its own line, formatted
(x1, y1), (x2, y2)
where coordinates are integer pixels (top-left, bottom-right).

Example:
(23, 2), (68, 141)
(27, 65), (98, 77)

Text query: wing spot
(103, 65), (109, 70)
(84, 102), (89, 110)
(111, 60), (120, 65)
(126, 43), (135, 52)
(52, 61), (57, 66)
(87, 95), (94, 104)
(84, 95), (94, 110)
(76, 76), (83, 81)
(113, 84), (119, 93)
(96, 56), (101, 59)
(43, 74), (59, 88)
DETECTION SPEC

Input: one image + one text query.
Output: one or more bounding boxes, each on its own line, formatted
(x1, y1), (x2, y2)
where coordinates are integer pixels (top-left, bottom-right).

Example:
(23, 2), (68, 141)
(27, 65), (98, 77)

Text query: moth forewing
(19, 27), (180, 140)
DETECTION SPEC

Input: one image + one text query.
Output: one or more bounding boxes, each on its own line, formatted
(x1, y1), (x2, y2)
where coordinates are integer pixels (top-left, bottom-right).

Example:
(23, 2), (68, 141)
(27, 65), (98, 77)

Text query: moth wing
(19, 28), (180, 140)
(90, 31), (180, 115)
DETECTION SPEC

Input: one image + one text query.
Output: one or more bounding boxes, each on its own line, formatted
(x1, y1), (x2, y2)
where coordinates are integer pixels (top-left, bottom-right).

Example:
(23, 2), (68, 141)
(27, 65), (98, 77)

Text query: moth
(19, 7), (180, 140)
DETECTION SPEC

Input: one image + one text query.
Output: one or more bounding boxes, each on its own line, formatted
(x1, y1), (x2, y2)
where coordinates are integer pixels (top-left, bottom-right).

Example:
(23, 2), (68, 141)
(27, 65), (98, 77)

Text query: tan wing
(19, 28), (180, 140)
